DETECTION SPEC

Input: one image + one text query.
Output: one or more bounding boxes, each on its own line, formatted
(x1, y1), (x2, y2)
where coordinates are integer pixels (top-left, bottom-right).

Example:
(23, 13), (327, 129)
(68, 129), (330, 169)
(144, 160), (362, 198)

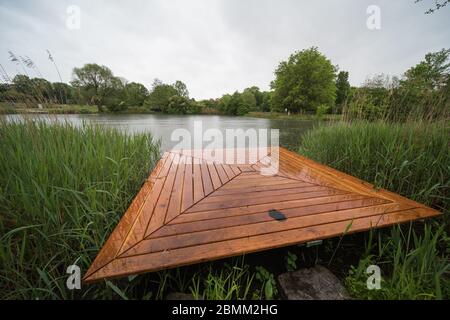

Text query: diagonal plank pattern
(84, 147), (441, 283)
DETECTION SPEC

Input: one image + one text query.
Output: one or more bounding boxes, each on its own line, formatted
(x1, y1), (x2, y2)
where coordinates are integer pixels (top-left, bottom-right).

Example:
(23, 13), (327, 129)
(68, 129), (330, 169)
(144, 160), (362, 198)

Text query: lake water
(3, 114), (319, 152)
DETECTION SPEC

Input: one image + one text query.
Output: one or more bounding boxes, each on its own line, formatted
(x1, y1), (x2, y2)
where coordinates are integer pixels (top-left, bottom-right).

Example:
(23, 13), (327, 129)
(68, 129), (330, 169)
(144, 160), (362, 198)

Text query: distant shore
(1, 103), (341, 121)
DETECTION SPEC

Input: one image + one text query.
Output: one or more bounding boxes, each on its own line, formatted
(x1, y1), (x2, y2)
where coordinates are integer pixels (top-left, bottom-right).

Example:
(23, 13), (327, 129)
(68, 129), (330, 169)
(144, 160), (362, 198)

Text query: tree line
(1, 47), (449, 120)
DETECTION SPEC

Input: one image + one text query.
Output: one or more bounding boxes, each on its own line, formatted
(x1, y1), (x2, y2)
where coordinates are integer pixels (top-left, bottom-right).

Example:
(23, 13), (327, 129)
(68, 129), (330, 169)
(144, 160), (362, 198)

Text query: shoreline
(0, 107), (340, 121)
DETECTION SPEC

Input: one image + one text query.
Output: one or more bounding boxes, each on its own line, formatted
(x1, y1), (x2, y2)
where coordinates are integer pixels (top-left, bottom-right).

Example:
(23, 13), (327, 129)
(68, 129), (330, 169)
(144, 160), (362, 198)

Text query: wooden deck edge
(83, 152), (168, 281)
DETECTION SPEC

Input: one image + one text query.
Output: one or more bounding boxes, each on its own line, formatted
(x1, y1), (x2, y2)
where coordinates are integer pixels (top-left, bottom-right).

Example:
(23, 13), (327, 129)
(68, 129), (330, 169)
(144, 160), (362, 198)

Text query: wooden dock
(84, 147), (441, 283)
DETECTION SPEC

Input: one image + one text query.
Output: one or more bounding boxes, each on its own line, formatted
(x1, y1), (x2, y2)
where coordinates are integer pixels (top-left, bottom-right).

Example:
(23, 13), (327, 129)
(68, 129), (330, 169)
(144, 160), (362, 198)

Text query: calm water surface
(3, 114), (319, 151)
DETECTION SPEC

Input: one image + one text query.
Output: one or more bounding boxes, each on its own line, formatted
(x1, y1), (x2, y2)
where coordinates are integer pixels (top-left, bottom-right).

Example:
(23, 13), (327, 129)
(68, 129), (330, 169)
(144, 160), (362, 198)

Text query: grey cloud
(0, 0), (448, 99)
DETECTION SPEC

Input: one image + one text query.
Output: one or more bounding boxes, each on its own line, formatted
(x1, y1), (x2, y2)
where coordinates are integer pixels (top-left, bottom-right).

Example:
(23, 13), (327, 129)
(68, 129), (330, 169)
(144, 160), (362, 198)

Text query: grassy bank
(0, 102), (98, 114)
(0, 120), (160, 299)
(299, 121), (449, 299)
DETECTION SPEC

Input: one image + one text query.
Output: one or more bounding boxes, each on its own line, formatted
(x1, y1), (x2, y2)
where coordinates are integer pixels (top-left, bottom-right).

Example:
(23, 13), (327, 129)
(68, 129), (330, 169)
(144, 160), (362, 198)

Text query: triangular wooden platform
(84, 147), (441, 283)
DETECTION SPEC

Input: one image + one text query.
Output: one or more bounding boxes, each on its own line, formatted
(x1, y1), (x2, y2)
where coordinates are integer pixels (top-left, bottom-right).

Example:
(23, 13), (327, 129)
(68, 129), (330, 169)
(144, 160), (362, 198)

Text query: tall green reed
(0, 119), (160, 299)
(299, 120), (449, 299)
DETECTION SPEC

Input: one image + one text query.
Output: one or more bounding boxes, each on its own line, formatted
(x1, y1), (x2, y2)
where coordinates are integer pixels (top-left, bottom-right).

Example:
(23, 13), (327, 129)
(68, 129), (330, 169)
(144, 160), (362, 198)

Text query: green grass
(0, 119), (160, 299)
(0, 102), (98, 114)
(189, 258), (259, 300)
(298, 121), (450, 299)
(345, 224), (450, 299)
(299, 121), (449, 212)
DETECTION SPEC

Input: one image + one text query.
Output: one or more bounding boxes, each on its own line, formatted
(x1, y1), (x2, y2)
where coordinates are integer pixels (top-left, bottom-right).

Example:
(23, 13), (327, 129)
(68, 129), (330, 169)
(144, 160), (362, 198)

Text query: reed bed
(0, 119), (160, 299)
(299, 121), (450, 299)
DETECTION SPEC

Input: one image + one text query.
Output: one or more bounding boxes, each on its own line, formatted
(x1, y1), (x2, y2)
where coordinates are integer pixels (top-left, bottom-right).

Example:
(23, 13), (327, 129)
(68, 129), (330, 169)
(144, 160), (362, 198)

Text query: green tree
(243, 86), (264, 110)
(145, 82), (178, 112)
(402, 48), (449, 91)
(218, 94), (232, 113)
(260, 91), (272, 112)
(271, 47), (337, 113)
(173, 80), (189, 98)
(124, 82), (149, 106)
(12, 75), (51, 104)
(30, 78), (53, 102)
(241, 89), (257, 111)
(344, 74), (391, 121)
(227, 92), (249, 115)
(335, 71), (350, 112)
(167, 95), (190, 114)
(52, 82), (74, 104)
(395, 48), (450, 120)
(12, 75), (33, 95)
(103, 77), (127, 112)
(0, 83), (9, 101)
(201, 99), (219, 112)
(71, 63), (117, 111)
(188, 100), (204, 114)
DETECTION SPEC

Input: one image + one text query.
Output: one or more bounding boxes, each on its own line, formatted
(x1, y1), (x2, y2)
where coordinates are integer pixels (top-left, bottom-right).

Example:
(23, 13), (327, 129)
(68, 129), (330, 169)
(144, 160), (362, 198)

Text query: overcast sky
(0, 0), (448, 99)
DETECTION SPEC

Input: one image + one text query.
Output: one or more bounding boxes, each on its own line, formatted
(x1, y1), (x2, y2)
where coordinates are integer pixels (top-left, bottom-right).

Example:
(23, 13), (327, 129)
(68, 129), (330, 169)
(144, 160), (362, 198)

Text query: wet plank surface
(84, 147), (441, 283)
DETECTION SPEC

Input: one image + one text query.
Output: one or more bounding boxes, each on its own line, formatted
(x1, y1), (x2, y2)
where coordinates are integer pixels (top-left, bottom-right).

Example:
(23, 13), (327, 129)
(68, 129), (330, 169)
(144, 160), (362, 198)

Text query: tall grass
(0, 119), (160, 299)
(299, 121), (449, 213)
(189, 259), (257, 300)
(299, 121), (449, 299)
(345, 224), (450, 299)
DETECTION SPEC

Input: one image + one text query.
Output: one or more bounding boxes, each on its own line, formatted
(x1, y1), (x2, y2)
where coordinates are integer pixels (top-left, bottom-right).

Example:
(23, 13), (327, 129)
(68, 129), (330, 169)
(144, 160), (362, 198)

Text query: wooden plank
(219, 176), (299, 189)
(84, 147), (441, 283)
(207, 161), (222, 190)
(230, 165), (241, 176)
(87, 208), (437, 282)
(118, 152), (173, 253)
(201, 185), (334, 204)
(181, 156), (193, 212)
(150, 197), (394, 239)
(175, 192), (363, 224)
(84, 152), (171, 278)
(165, 154), (186, 223)
(279, 149), (388, 198)
(185, 188), (350, 213)
(214, 163), (229, 184)
(200, 160), (214, 195)
(193, 157), (204, 203)
(124, 199), (401, 255)
(222, 164), (236, 180)
(144, 153), (180, 237)
(211, 181), (315, 196)
(238, 165), (255, 172)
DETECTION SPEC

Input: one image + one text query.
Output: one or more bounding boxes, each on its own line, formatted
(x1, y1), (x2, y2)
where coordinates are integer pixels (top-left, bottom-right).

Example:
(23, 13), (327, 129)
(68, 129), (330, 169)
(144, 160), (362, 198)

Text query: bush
(344, 93), (387, 121)
(167, 95), (190, 114)
(105, 98), (127, 112)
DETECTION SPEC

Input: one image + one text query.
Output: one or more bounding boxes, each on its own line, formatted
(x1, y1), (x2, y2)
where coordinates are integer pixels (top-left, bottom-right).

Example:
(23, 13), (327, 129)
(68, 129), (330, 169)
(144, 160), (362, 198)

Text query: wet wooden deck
(84, 147), (441, 283)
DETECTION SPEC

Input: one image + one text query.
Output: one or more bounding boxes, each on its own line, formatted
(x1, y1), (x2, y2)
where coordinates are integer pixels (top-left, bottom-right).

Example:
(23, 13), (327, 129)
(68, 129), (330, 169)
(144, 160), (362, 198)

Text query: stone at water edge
(277, 265), (350, 300)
